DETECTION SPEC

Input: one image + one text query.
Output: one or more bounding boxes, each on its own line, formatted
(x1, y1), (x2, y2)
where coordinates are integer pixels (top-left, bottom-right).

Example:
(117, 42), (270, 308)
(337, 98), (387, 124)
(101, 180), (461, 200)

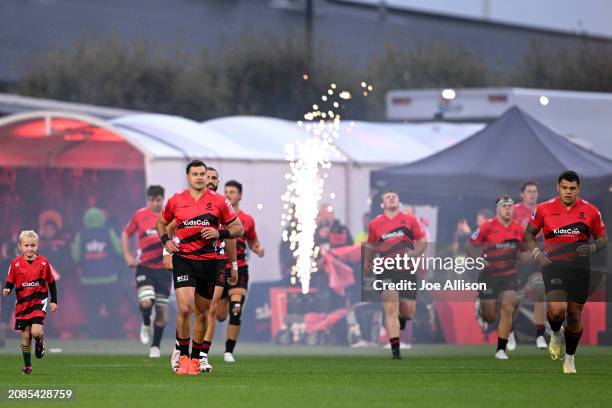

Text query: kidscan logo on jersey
(553, 228), (580, 235)
(381, 230), (405, 240)
(22, 281), (41, 288)
(183, 219), (210, 227)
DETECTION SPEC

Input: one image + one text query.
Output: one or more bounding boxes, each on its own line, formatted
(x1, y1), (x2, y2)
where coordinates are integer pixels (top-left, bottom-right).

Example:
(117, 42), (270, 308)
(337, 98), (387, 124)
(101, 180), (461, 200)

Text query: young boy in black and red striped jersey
(525, 170), (607, 374)
(216, 180), (265, 363)
(467, 195), (527, 360)
(3, 230), (58, 374)
(122, 185), (171, 358)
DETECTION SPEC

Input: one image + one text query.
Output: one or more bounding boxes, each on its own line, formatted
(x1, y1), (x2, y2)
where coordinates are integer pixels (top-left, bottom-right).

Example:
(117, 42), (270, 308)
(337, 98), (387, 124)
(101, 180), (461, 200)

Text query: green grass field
(1, 341), (611, 407)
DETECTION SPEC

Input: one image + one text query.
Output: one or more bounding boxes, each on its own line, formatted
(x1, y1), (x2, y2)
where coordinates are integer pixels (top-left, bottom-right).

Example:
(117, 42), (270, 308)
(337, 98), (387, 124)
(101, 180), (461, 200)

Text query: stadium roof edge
(0, 92), (144, 120)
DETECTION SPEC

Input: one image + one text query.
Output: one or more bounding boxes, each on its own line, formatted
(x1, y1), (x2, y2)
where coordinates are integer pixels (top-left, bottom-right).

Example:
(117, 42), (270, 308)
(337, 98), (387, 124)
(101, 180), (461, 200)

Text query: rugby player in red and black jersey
(3, 231), (58, 374)
(525, 171), (607, 374)
(157, 160), (243, 375)
(467, 195), (527, 359)
(513, 180), (547, 349)
(365, 191), (427, 359)
(122, 185), (170, 358)
(215, 180), (264, 363)
(191, 166), (238, 373)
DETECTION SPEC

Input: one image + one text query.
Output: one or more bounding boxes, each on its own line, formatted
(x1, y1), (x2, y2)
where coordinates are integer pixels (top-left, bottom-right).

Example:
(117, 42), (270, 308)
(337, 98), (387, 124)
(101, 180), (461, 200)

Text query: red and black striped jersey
(227, 210), (257, 269)
(5, 255), (55, 321)
(529, 197), (606, 262)
(161, 189), (237, 261)
(469, 217), (524, 276)
(513, 202), (535, 228)
(124, 207), (164, 269)
(367, 212), (425, 256)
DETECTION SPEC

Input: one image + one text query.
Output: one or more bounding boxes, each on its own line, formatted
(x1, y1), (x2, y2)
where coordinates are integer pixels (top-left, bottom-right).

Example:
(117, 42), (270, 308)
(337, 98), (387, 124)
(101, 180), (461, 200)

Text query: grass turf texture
(0, 343), (611, 408)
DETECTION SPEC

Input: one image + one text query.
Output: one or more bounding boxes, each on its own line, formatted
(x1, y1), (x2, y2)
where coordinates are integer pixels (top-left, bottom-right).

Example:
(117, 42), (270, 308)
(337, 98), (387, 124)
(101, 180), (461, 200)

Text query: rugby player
(216, 180), (264, 363)
(513, 181), (547, 349)
(365, 191), (427, 359)
(122, 185), (170, 358)
(157, 160), (243, 375)
(166, 166), (238, 373)
(467, 195), (526, 359)
(525, 171), (607, 374)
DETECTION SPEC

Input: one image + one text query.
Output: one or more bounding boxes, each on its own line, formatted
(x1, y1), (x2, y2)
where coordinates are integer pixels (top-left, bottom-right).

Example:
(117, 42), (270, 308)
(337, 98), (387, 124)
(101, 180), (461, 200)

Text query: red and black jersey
(5, 255), (55, 321)
(469, 218), (524, 277)
(161, 189), (237, 261)
(232, 211), (257, 268)
(513, 203), (535, 228)
(124, 207), (164, 269)
(367, 212), (425, 256)
(513, 202), (542, 263)
(529, 197), (606, 262)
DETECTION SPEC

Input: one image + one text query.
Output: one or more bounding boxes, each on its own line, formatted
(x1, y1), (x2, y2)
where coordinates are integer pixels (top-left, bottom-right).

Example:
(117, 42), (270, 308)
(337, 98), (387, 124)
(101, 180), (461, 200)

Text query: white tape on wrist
(232, 261), (238, 270)
(163, 248), (172, 256)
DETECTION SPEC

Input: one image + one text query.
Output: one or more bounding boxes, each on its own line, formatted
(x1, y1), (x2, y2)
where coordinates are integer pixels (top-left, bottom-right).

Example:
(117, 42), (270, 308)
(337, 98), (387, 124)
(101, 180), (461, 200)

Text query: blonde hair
(18, 230), (40, 245)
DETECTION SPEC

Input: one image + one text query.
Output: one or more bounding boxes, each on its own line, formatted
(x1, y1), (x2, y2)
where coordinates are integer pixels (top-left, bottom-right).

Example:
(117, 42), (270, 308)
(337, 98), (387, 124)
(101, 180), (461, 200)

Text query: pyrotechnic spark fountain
(281, 79), (372, 293)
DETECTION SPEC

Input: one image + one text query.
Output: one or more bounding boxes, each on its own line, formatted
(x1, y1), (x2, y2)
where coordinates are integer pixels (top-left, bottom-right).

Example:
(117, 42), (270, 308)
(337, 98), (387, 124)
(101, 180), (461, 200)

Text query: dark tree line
(11, 32), (612, 121)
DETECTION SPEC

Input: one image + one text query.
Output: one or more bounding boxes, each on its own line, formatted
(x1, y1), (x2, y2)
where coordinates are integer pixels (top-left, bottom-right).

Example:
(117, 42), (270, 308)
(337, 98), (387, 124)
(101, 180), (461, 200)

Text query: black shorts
(135, 265), (172, 301)
(377, 271), (417, 300)
(15, 316), (44, 331)
(478, 274), (518, 300)
(221, 265), (249, 298)
(172, 256), (226, 300)
(543, 258), (590, 303)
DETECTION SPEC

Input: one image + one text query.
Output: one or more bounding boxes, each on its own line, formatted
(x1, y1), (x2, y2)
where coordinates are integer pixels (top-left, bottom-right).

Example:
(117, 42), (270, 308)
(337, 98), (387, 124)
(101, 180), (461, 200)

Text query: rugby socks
(398, 316), (407, 330)
(201, 340), (212, 357)
(564, 328), (583, 355)
(141, 307), (152, 326)
(191, 340), (204, 359)
(176, 335), (190, 356)
(535, 324), (546, 337)
(497, 337), (508, 352)
(389, 337), (400, 353)
(22, 344), (31, 366)
(548, 317), (563, 333)
(225, 339), (237, 354)
(152, 324), (164, 348)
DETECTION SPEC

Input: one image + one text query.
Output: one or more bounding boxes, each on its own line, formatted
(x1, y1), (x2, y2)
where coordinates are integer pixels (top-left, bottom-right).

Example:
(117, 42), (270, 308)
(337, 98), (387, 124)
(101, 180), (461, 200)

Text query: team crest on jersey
(42, 261), (46, 266)
(531, 208), (537, 220)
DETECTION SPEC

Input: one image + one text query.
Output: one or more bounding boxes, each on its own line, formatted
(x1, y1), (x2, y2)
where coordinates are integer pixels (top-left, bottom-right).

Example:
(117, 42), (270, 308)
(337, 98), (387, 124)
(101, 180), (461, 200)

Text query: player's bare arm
(248, 238), (265, 257)
(162, 220), (177, 270)
(577, 231), (608, 256)
(524, 223), (551, 266)
(225, 238), (238, 285)
(120, 230), (138, 267)
(157, 215), (179, 254)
